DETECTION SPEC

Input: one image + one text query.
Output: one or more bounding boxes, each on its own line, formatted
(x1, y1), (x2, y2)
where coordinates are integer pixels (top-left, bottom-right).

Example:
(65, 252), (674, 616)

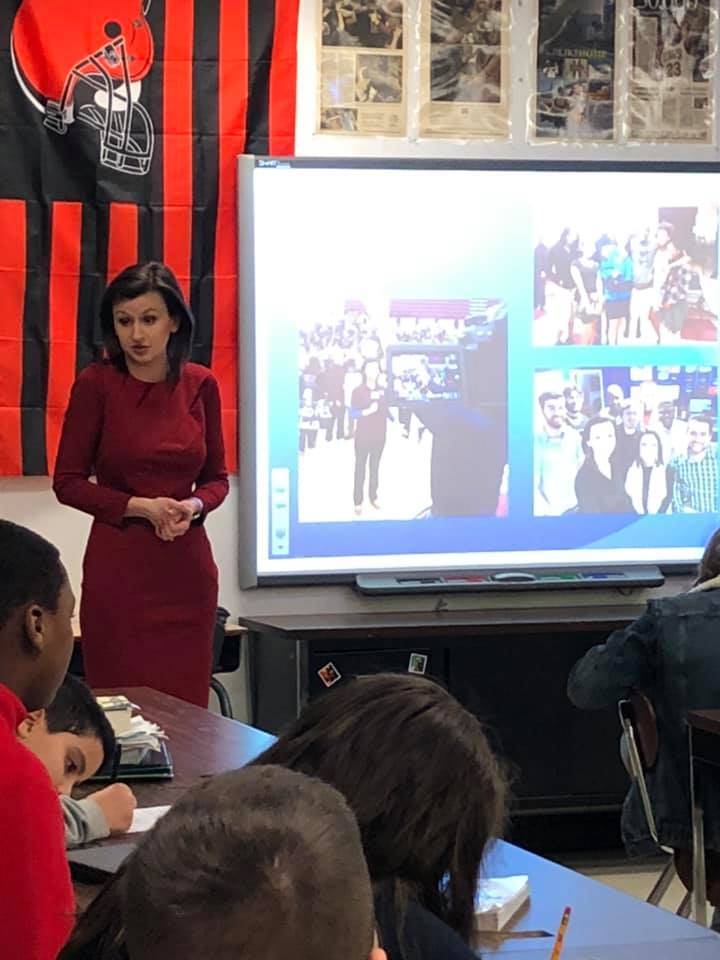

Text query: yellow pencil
(549, 905), (571, 960)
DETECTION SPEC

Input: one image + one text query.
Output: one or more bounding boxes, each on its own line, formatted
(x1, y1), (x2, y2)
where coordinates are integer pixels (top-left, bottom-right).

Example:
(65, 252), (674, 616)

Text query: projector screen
(238, 157), (720, 582)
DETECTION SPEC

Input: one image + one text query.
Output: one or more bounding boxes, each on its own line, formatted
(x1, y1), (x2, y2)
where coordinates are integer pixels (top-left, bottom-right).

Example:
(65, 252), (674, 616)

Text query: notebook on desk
(89, 740), (174, 781)
(68, 843), (136, 884)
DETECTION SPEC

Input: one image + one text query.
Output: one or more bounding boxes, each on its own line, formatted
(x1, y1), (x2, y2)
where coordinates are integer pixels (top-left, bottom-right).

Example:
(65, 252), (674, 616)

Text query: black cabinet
(243, 606), (636, 817)
(447, 631), (626, 812)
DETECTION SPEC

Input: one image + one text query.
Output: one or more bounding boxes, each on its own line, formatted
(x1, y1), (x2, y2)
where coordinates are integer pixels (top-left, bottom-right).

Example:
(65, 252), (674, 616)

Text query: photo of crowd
(322, 0), (403, 48)
(534, 206), (719, 346)
(534, 366), (718, 516)
(389, 349), (463, 403)
(297, 298), (508, 522)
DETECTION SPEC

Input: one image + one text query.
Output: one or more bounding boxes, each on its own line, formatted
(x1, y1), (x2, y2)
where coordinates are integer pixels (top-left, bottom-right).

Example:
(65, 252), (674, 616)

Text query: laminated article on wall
(530, 0), (618, 142)
(418, 0), (511, 139)
(318, 0), (406, 135)
(627, 0), (716, 144)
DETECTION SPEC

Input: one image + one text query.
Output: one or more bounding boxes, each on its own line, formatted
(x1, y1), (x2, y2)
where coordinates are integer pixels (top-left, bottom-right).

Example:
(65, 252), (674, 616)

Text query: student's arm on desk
(63, 785), (137, 847)
(567, 609), (657, 709)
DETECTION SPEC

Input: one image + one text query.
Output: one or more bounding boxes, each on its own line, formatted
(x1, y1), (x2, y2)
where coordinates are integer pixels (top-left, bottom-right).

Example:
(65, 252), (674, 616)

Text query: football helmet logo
(10, 1), (155, 175)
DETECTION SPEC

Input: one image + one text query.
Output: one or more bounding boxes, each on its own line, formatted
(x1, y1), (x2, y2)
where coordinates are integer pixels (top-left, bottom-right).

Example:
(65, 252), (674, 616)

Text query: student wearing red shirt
(0, 520), (76, 960)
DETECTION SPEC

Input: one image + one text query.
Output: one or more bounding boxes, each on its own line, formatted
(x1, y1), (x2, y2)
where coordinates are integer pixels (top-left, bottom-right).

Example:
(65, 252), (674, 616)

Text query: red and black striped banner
(0, 0), (299, 475)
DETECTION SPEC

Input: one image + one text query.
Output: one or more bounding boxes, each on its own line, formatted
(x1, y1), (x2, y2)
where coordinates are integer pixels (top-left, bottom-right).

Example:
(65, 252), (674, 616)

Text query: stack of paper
(474, 875), (530, 931)
(116, 715), (168, 766)
(96, 695), (134, 735)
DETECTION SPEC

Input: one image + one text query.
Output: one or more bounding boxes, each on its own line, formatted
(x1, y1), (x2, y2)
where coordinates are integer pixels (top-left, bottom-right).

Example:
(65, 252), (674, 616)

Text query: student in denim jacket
(568, 528), (720, 913)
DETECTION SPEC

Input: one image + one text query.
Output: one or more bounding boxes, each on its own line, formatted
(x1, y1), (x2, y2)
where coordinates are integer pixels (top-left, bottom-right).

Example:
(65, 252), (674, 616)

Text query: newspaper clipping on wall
(627, 0), (715, 143)
(532, 0), (617, 141)
(419, 0), (510, 138)
(318, 0), (406, 136)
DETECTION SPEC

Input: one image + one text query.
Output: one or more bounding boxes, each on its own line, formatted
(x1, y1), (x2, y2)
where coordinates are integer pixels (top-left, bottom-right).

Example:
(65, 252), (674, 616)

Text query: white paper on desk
(128, 805), (171, 834)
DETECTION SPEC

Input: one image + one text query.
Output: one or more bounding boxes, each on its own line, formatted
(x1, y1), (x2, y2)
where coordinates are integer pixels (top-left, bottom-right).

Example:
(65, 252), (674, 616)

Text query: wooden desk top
(688, 709), (720, 737)
(482, 841), (718, 954)
(239, 605), (643, 639)
(80, 687), (274, 808)
(74, 688), (275, 910)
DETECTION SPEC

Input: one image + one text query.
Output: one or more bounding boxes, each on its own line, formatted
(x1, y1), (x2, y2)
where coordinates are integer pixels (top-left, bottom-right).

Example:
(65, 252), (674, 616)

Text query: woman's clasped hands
(133, 497), (198, 541)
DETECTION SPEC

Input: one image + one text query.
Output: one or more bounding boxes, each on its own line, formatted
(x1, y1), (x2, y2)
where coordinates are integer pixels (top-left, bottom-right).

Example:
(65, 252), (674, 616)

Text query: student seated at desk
(17, 674), (137, 846)
(60, 765), (387, 960)
(0, 520), (76, 960)
(250, 674), (509, 960)
(568, 526), (720, 920)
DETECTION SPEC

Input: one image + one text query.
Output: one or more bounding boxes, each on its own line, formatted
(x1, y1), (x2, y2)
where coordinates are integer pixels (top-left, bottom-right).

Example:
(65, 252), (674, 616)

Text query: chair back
(211, 606), (231, 674)
(618, 692), (660, 845)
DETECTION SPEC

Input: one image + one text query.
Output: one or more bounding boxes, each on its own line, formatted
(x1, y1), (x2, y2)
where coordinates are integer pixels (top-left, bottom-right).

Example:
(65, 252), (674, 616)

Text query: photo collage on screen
(533, 204), (719, 518)
(297, 298), (508, 522)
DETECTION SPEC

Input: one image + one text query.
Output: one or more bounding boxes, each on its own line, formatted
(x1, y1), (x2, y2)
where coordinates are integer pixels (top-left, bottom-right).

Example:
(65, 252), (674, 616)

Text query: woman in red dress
(53, 262), (228, 706)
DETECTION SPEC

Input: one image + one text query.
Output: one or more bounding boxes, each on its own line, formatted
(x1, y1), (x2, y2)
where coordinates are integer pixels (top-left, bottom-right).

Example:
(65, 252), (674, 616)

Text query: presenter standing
(53, 263), (228, 706)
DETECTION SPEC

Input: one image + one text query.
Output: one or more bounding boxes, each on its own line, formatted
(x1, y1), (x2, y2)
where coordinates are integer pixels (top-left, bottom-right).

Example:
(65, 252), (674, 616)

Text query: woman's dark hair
(100, 262), (194, 381)
(0, 520), (65, 629)
(59, 766), (376, 960)
(581, 414), (615, 461)
(634, 429), (663, 468)
(695, 527), (720, 586)
(46, 675), (116, 769)
(251, 673), (509, 945)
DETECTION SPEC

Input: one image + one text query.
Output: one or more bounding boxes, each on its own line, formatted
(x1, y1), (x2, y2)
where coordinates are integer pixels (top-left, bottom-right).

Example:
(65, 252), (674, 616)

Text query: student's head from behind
(582, 415), (617, 465)
(100, 261), (194, 382)
(252, 673), (508, 944)
(696, 527), (720, 586)
(17, 674), (115, 795)
(539, 391), (566, 430)
(0, 521), (74, 711)
(61, 766), (385, 960)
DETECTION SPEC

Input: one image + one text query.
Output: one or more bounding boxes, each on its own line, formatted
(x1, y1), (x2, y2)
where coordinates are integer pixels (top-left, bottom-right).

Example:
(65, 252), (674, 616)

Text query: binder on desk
(90, 740), (174, 782)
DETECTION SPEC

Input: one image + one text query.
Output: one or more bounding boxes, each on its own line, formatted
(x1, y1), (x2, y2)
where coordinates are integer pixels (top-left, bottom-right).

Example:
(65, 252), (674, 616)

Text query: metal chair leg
(647, 858), (676, 906)
(210, 677), (234, 719)
(678, 892), (692, 918)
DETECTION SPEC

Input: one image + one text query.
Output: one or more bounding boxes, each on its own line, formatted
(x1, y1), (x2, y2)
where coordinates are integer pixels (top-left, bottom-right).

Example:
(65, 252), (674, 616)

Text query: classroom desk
(72, 689), (719, 956)
(480, 841), (719, 956)
(73, 687), (274, 909)
(86, 686), (275, 806)
(688, 708), (720, 927)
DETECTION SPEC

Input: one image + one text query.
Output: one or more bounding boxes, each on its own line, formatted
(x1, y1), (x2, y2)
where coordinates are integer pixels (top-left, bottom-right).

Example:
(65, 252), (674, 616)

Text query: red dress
(54, 362), (229, 706)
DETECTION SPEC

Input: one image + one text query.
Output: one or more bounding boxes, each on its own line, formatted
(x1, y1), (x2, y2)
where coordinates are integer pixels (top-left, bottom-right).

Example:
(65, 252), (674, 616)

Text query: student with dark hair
(17, 674), (137, 846)
(60, 766), (387, 960)
(250, 673), (509, 960)
(53, 262), (229, 706)
(0, 520), (76, 960)
(567, 526), (720, 922)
